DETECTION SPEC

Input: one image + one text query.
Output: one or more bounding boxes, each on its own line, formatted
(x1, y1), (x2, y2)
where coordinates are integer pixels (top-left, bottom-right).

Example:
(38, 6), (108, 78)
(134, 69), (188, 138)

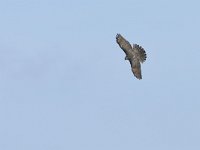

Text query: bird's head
(125, 56), (129, 60)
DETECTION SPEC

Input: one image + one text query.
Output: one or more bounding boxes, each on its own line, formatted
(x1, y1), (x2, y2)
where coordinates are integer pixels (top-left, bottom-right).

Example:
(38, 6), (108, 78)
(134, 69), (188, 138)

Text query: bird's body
(116, 34), (147, 79)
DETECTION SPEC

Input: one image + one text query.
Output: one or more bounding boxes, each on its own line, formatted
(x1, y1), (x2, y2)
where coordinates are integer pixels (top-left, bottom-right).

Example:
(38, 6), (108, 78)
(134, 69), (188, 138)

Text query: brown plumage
(116, 34), (147, 79)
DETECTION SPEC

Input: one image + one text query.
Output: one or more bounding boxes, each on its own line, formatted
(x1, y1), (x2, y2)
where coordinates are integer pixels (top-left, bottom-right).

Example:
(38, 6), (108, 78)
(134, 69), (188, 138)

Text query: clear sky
(1, 0), (200, 150)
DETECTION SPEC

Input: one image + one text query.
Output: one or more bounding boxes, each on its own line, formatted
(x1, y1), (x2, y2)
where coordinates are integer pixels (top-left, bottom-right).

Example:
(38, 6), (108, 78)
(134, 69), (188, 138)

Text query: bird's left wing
(116, 34), (132, 55)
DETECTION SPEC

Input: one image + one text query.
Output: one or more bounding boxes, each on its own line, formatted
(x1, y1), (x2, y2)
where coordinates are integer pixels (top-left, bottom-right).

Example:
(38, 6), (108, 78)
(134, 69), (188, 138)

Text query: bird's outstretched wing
(130, 59), (142, 79)
(116, 34), (132, 56)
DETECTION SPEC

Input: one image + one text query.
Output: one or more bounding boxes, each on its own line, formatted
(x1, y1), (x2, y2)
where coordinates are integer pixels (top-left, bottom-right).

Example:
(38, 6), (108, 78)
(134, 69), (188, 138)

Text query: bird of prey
(116, 34), (147, 79)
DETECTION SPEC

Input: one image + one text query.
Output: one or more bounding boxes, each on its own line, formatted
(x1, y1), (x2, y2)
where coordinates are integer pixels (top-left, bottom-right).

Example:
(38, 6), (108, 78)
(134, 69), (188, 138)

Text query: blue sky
(1, 0), (200, 149)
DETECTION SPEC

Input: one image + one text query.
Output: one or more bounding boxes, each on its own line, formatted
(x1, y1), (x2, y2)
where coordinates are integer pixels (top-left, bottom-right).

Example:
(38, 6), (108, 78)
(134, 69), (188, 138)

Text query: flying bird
(116, 34), (147, 79)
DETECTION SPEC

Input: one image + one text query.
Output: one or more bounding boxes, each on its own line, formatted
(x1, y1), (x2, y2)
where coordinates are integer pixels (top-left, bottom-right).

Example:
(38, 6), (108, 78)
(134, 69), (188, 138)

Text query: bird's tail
(133, 44), (147, 63)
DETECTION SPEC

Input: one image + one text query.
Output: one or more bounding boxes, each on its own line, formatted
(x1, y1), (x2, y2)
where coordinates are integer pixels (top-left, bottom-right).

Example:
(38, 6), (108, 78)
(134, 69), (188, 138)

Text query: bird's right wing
(116, 34), (132, 55)
(130, 59), (142, 79)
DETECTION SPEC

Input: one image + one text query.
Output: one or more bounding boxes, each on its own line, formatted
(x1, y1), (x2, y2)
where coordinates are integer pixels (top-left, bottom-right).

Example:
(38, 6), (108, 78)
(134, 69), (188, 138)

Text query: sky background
(0, 0), (200, 150)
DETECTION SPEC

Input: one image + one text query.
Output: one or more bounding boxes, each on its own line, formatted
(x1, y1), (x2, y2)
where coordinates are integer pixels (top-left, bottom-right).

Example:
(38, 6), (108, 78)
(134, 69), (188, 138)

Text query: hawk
(116, 34), (147, 79)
